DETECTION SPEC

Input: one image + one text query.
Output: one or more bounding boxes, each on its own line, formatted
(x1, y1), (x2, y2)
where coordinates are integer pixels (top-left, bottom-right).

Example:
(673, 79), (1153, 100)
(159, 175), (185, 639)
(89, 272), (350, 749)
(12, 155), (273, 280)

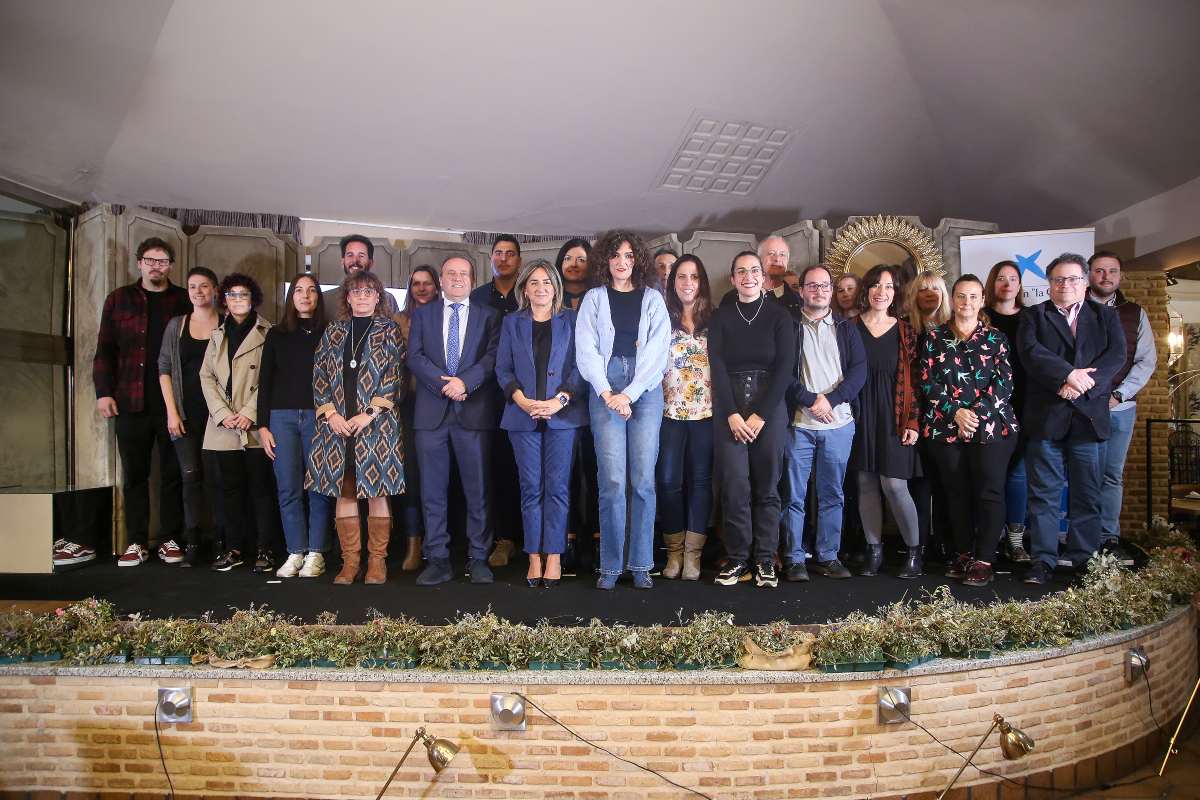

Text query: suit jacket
(1016, 299), (1127, 442)
(407, 297), (501, 430)
(495, 309), (587, 431)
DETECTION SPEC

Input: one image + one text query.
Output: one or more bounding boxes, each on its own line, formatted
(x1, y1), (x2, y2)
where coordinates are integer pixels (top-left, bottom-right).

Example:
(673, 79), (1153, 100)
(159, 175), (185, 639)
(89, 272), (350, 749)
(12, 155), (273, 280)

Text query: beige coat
(199, 314), (272, 451)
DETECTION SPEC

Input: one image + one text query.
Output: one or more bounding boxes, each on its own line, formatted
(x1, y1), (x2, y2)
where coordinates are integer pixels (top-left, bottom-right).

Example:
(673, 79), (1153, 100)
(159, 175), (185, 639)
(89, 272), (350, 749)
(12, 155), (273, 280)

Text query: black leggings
(172, 423), (224, 544)
(925, 437), (1017, 561)
(212, 448), (279, 554)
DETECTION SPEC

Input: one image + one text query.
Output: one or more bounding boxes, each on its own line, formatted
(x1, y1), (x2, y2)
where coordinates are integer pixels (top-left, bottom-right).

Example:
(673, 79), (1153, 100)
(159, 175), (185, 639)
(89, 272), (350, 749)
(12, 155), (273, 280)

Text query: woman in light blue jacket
(574, 230), (670, 590)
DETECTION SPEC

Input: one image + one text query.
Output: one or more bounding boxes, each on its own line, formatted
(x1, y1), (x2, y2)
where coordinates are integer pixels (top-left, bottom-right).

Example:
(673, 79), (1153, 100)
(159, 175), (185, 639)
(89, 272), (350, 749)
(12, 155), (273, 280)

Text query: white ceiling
(2, 0), (1199, 237)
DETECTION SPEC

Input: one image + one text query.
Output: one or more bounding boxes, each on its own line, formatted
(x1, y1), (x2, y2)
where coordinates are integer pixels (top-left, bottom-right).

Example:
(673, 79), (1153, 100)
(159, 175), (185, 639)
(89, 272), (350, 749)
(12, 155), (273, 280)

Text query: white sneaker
(299, 552), (325, 578)
(276, 553), (306, 578)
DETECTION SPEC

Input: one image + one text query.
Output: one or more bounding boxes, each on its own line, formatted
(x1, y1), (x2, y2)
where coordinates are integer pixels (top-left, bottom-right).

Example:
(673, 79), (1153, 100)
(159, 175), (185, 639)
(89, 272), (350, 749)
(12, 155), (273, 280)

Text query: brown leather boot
(333, 517), (361, 585)
(662, 532), (685, 579)
(363, 516), (391, 584)
(681, 531), (706, 581)
(401, 536), (423, 571)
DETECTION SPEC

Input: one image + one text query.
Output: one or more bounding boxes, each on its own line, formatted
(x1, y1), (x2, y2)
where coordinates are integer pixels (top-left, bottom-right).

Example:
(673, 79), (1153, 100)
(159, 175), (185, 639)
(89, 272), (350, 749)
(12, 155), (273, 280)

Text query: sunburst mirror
(825, 215), (944, 279)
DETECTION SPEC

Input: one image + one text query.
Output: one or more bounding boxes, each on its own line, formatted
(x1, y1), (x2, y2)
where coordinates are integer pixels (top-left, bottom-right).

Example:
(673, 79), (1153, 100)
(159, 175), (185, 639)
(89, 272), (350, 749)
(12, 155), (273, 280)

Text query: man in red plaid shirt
(57, 238), (193, 569)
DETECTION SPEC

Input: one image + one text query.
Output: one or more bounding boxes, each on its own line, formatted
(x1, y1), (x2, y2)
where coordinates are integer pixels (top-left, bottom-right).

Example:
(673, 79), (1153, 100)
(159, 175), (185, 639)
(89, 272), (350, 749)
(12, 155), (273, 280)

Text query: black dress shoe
(180, 544), (201, 568)
(1024, 561), (1052, 585)
(416, 558), (453, 586)
(541, 578), (559, 588)
(468, 559), (494, 584)
(784, 563), (810, 582)
(526, 577), (542, 588)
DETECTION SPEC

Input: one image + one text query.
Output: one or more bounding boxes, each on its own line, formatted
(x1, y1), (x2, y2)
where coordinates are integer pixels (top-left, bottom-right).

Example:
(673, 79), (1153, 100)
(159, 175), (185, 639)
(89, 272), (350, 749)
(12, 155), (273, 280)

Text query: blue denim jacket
(574, 286), (670, 404)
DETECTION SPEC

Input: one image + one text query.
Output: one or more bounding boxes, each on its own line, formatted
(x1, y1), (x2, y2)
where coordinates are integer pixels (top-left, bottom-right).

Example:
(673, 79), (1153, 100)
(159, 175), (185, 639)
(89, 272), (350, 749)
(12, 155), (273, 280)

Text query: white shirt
(441, 295), (471, 364)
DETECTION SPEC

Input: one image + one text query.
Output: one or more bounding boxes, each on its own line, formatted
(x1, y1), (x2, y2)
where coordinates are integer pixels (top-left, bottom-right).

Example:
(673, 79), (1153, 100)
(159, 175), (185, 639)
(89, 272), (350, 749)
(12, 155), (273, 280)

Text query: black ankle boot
(859, 544), (884, 576)
(897, 546), (924, 579)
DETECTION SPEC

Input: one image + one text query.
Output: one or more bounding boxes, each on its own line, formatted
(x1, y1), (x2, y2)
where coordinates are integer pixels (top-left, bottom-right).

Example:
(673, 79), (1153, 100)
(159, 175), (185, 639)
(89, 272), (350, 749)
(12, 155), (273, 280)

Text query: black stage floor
(0, 557), (1059, 626)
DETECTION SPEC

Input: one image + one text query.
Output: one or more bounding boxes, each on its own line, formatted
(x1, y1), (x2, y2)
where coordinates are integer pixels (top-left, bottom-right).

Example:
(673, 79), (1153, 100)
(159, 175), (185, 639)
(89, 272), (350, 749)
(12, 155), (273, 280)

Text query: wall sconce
(491, 692), (526, 730)
(877, 686), (911, 725)
(1126, 647), (1150, 684)
(938, 714), (1034, 799)
(156, 687), (192, 724)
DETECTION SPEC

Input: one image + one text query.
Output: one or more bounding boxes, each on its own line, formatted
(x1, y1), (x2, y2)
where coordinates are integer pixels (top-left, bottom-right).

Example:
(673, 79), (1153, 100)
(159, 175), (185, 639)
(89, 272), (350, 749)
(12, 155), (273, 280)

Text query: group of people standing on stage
(56, 229), (1155, 593)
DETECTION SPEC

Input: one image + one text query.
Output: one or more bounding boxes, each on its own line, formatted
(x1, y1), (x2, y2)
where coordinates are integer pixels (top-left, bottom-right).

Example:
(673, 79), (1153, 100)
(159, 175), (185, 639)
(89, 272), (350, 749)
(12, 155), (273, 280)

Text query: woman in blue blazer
(496, 259), (587, 587)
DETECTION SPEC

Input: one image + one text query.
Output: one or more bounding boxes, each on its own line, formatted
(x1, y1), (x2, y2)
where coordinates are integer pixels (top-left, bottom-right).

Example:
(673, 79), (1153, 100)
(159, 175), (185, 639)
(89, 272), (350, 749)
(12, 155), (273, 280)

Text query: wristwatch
(1111, 390), (1124, 403)
(365, 406), (380, 418)
(556, 392), (570, 407)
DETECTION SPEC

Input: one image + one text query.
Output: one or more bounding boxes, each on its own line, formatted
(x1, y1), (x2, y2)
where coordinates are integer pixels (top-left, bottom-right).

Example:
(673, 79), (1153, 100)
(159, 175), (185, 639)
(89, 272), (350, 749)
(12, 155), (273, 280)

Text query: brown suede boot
(681, 531), (706, 581)
(333, 517), (361, 585)
(401, 536), (423, 571)
(363, 516), (391, 585)
(662, 532), (685, 579)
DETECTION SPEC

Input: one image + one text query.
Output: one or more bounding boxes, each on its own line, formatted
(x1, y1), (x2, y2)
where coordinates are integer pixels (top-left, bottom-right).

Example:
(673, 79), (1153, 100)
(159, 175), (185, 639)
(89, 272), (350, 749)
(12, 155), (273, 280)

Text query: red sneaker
(53, 540), (96, 566)
(157, 539), (184, 564)
(117, 543), (149, 567)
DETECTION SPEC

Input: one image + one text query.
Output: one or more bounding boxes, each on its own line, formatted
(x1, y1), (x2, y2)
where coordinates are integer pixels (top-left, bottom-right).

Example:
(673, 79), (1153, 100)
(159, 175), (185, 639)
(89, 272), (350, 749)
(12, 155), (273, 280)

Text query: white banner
(959, 227), (1095, 305)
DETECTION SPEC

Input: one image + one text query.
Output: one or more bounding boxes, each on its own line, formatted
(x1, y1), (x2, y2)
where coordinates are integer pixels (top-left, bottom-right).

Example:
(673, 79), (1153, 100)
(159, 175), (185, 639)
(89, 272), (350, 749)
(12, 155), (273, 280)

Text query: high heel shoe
(526, 577), (543, 588)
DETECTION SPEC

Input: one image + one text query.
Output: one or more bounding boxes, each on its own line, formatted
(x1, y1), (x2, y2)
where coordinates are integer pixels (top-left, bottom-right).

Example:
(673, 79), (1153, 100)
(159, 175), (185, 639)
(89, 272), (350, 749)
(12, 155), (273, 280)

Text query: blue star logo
(1014, 250), (1046, 280)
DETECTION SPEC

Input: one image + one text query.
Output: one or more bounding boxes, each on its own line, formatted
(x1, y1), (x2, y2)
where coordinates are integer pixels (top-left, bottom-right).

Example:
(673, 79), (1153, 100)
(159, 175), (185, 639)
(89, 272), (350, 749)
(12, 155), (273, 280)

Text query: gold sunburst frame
(825, 215), (944, 278)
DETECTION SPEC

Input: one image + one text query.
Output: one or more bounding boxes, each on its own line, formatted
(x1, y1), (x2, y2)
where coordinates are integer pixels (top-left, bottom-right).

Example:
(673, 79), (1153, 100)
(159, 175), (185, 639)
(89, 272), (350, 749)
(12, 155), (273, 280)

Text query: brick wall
(0, 609), (1194, 799)
(1118, 273), (1171, 532)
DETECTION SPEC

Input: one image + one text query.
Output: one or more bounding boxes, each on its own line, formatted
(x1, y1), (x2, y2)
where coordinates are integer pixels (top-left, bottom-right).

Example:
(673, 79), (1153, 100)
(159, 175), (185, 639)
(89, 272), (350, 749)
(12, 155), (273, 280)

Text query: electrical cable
(514, 692), (714, 800)
(153, 711), (177, 799)
(1142, 666), (1169, 737)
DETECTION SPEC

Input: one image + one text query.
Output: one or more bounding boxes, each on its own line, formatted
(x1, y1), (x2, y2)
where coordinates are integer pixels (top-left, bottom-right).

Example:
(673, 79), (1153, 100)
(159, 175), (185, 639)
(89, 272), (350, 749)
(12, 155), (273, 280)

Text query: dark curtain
(106, 205), (301, 240)
(462, 231), (595, 246)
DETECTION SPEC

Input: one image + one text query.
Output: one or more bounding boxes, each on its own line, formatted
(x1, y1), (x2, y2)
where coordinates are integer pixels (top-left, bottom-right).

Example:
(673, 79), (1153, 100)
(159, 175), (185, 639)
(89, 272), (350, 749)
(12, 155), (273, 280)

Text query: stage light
(937, 714), (1033, 799)
(156, 687), (192, 724)
(877, 686), (910, 725)
(491, 692), (527, 730)
(375, 726), (459, 799)
(1125, 647), (1149, 685)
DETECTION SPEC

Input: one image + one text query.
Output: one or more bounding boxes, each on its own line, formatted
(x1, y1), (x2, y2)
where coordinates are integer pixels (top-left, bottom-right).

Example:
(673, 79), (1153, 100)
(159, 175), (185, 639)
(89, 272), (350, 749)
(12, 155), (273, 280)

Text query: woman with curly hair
(307, 271), (406, 585)
(200, 273), (279, 572)
(848, 264), (923, 579)
(574, 230), (670, 590)
(657, 255), (714, 580)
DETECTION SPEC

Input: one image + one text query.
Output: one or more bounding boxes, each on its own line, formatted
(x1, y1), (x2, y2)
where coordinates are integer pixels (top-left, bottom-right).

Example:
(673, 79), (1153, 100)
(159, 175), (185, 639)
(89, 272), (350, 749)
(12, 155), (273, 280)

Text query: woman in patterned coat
(306, 271), (405, 585)
(917, 273), (1019, 588)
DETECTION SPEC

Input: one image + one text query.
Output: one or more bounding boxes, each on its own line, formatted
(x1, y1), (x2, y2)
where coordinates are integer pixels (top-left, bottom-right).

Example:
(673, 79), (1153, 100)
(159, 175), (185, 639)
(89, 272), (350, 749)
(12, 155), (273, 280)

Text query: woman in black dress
(849, 264), (923, 579)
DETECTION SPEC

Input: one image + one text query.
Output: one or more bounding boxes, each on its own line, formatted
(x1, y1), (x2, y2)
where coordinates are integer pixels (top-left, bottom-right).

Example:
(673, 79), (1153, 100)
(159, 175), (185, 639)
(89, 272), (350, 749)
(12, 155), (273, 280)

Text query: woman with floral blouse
(656, 255), (714, 581)
(918, 274), (1019, 587)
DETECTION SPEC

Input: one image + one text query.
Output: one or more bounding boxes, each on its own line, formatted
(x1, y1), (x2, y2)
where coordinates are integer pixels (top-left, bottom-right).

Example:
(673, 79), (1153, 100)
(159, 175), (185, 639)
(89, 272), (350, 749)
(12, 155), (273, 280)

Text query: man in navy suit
(407, 255), (502, 585)
(1017, 253), (1126, 585)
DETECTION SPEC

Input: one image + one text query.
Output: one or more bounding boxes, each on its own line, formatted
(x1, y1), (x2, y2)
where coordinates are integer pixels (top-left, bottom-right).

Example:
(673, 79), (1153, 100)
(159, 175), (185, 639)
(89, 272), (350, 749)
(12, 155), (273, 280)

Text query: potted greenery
(0, 611), (37, 663)
(879, 599), (939, 670)
(526, 620), (588, 670)
(130, 616), (203, 665)
(812, 611), (887, 672)
(427, 611), (526, 671)
(666, 611), (741, 670)
(355, 610), (421, 669)
(58, 599), (128, 665)
(204, 605), (284, 669)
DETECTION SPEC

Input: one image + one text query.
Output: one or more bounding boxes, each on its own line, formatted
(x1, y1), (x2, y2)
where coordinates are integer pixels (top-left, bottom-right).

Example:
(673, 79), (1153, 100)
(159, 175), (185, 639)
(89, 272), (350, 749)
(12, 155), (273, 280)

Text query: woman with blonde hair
(905, 271), (951, 332)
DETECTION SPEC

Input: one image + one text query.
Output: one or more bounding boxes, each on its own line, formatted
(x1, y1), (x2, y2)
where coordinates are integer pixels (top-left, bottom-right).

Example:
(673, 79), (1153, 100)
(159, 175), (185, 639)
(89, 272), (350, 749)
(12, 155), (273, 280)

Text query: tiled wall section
(0, 610), (1194, 799)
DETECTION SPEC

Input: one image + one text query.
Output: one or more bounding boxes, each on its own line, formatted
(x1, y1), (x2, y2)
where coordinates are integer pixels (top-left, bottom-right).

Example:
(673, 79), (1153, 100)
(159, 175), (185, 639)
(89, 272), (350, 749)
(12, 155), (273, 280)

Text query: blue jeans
(1098, 405), (1136, 540)
(656, 417), (714, 534)
(269, 409), (334, 554)
(783, 422), (855, 564)
(590, 356), (663, 577)
(1027, 437), (1103, 569)
(509, 428), (576, 555)
(1004, 439), (1027, 527)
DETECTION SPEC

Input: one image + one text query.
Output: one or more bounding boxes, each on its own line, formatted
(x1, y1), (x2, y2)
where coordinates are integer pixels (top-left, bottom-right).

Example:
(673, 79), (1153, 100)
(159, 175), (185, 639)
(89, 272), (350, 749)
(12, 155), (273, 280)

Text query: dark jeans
(396, 398), (424, 538)
(909, 440), (952, 551)
(509, 428), (576, 555)
(715, 404), (788, 565)
(568, 428), (599, 537)
(926, 436), (1017, 561)
(656, 417), (714, 534)
(491, 428), (523, 544)
(114, 411), (183, 546)
(212, 448), (279, 554)
(1027, 436), (1103, 569)
(171, 423), (224, 545)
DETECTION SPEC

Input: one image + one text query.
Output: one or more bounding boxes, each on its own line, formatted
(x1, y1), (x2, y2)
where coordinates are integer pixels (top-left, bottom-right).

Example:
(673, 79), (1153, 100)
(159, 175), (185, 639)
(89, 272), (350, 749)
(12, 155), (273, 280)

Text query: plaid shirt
(93, 282), (192, 413)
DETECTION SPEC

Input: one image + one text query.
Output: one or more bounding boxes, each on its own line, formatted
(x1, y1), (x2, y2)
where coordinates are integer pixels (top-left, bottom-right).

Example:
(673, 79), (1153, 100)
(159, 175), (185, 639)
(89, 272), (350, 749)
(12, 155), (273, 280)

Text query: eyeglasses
(348, 288), (378, 297)
(1048, 276), (1085, 287)
(733, 267), (762, 277)
(224, 291), (251, 301)
(141, 257), (171, 267)
(803, 281), (832, 291)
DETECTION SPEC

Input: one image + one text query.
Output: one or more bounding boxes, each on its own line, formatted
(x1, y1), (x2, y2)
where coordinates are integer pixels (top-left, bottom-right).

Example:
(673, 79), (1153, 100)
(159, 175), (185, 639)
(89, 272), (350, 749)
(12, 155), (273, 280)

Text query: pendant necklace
(349, 319), (373, 369)
(737, 295), (766, 326)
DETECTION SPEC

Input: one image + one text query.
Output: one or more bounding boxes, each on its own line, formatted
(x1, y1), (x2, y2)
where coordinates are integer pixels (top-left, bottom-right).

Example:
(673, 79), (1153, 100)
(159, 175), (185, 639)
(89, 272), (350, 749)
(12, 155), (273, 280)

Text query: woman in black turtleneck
(199, 273), (278, 573)
(708, 251), (797, 589)
(258, 273), (334, 579)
